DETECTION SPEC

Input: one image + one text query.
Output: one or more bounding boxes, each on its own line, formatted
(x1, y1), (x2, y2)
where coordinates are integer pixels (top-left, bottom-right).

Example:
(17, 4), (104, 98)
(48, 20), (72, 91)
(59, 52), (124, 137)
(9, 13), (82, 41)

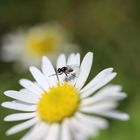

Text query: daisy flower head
(2, 52), (129, 140)
(1, 23), (79, 70)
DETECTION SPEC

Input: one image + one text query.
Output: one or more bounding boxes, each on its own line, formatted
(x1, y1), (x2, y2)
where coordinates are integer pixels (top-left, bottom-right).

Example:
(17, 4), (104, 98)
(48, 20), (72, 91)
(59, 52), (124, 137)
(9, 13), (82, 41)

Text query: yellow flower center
(37, 82), (80, 123)
(26, 28), (63, 56)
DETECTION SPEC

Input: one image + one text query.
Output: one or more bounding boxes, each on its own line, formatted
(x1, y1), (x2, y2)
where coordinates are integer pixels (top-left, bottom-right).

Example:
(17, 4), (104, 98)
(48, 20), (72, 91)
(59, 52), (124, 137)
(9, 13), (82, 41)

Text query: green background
(0, 0), (140, 140)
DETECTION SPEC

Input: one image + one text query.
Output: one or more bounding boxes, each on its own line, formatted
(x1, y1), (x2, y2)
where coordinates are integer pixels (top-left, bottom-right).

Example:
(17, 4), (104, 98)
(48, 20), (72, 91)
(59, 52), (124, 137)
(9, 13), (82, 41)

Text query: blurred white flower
(1, 23), (79, 70)
(2, 52), (129, 140)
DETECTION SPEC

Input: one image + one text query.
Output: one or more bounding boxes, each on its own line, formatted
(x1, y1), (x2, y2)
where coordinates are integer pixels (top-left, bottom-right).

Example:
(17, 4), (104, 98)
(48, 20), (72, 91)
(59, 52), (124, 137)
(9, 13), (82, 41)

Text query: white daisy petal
(75, 112), (108, 129)
(75, 52), (93, 90)
(42, 56), (58, 86)
(4, 90), (38, 104)
(19, 89), (31, 94)
(67, 53), (75, 65)
(21, 122), (49, 140)
(109, 92), (127, 100)
(19, 79), (43, 96)
(80, 101), (118, 113)
(2, 101), (36, 112)
(4, 112), (36, 121)
(29, 66), (49, 91)
(81, 72), (117, 98)
(93, 85), (126, 101)
(81, 92), (126, 107)
(19, 89), (33, 95)
(57, 54), (66, 82)
(67, 53), (80, 66)
(92, 110), (129, 121)
(61, 119), (72, 140)
(81, 68), (114, 92)
(81, 85), (126, 106)
(65, 55), (79, 85)
(93, 84), (123, 98)
(98, 84), (122, 93)
(6, 117), (38, 135)
(75, 53), (80, 66)
(45, 124), (60, 140)
(69, 117), (98, 139)
(19, 89), (40, 99)
(71, 117), (97, 133)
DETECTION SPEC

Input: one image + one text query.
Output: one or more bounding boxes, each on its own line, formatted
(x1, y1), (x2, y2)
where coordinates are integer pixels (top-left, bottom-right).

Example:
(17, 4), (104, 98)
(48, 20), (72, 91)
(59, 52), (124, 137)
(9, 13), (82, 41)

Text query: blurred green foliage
(0, 0), (140, 140)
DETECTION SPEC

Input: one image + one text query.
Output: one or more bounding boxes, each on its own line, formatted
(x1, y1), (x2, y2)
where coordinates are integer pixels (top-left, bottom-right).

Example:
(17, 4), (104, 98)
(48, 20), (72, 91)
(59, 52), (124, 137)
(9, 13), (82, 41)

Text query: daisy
(2, 52), (129, 140)
(1, 23), (79, 70)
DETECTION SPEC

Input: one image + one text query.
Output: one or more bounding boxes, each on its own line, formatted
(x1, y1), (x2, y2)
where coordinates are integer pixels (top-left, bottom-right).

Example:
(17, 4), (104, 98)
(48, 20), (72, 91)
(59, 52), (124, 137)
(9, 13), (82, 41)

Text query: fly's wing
(67, 64), (80, 77)
(63, 65), (80, 82)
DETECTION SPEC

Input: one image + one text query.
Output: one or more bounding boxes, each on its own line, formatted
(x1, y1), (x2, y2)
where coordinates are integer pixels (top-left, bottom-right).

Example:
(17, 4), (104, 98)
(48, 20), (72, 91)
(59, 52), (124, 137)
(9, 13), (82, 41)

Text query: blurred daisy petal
(1, 23), (79, 70)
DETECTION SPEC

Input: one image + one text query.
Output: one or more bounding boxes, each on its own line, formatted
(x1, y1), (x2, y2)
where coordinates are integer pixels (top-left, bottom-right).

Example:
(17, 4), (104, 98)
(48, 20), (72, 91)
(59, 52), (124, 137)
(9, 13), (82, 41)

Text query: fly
(49, 65), (80, 81)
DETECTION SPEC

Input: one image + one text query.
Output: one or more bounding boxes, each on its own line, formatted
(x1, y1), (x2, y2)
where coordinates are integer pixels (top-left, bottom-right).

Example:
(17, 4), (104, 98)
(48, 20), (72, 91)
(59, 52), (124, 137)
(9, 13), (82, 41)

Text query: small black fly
(49, 65), (80, 81)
